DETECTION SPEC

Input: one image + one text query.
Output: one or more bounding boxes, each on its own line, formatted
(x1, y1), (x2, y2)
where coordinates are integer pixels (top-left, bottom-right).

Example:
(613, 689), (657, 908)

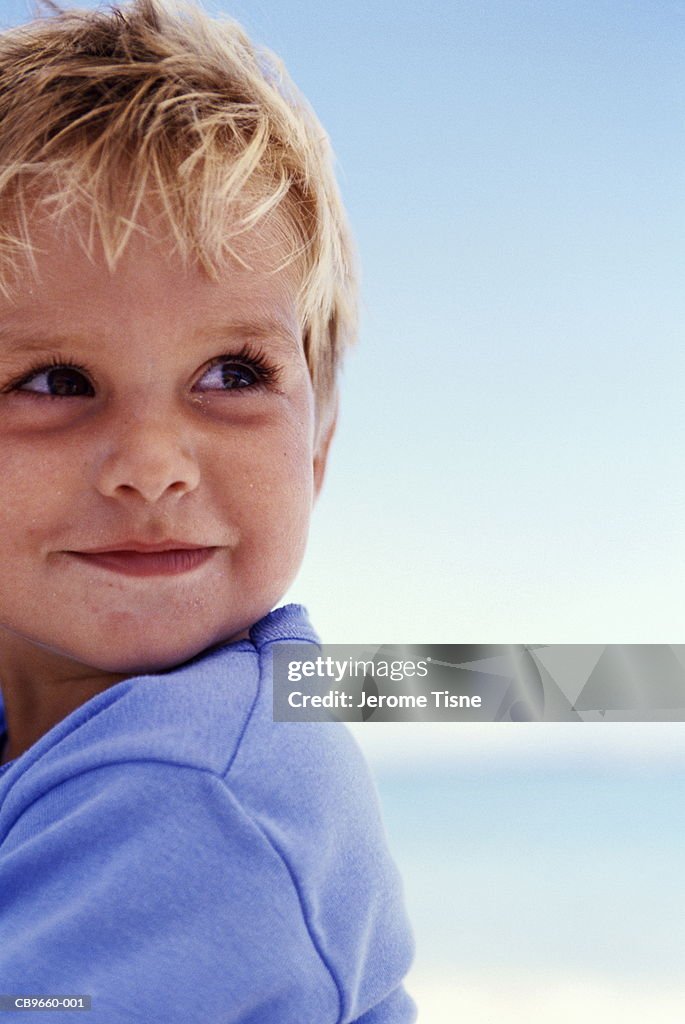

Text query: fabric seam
(3, 757), (347, 1023)
(221, 635), (346, 1024)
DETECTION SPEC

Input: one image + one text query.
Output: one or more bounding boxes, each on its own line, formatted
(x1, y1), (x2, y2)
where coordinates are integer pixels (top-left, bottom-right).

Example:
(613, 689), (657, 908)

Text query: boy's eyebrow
(196, 319), (303, 353)
(0, 318), (303, 355)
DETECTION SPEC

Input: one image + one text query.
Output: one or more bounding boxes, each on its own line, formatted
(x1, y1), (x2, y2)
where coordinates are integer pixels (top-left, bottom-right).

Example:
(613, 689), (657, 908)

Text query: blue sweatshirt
(0, 605), (415, 1023)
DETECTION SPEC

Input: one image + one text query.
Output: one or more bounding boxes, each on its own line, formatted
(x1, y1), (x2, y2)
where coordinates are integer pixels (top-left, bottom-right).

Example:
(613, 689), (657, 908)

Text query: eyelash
(198, 345), (284, 394)
(2, 345), (284, 398)
(2, 354), (94, 398)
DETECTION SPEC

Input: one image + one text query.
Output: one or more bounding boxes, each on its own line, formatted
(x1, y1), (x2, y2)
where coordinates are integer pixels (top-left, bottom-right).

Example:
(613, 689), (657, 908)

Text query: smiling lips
(68, 542), (217, 577)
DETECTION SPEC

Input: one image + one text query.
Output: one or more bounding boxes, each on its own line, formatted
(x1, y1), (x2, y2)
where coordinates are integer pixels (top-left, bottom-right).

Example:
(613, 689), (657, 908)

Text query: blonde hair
(0, 0), (357, 433)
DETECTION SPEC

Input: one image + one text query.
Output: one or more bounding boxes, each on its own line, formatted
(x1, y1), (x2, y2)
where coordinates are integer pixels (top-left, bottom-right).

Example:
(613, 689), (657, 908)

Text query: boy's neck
(0, 630), (126, 762)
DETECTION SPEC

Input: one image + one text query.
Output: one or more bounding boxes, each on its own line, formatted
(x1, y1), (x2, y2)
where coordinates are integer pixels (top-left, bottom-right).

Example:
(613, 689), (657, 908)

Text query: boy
(0, 2), (415, 1021)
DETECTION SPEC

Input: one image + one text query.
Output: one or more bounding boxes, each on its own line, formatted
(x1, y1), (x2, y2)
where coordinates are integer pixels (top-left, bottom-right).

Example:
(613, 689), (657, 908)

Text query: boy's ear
(312, 394), (338, 501)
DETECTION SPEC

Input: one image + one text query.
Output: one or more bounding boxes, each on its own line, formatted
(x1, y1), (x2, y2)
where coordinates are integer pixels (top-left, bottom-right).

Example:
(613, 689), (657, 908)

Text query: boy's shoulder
(0, 606), (309, 801)
(0, 606), (416, 1023)
(0, 604), (372, 836)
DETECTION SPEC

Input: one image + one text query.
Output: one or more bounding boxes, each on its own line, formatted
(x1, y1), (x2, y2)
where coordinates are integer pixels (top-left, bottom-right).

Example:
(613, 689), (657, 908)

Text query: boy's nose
(94, 418), (201, 505)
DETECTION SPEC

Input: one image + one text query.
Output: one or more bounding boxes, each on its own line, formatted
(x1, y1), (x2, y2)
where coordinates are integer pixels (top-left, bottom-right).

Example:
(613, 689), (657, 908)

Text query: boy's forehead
(0, 205), (304, 349)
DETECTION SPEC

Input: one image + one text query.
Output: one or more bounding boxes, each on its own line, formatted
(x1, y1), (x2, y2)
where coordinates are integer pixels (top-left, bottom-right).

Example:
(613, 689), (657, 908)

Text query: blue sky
(250, 0), (684, 644)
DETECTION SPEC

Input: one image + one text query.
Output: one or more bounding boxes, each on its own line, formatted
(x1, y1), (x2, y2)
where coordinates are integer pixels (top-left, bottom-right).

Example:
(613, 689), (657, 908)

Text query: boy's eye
(195, 359), (265, 392)
(18, 366), (94, 397)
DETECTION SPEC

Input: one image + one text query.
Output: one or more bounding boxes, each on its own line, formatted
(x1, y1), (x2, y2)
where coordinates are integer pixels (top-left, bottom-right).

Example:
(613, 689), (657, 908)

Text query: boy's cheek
(229, 472), (314, 573)
(0, 471), (56, 543)
(214, 411), (315, 507)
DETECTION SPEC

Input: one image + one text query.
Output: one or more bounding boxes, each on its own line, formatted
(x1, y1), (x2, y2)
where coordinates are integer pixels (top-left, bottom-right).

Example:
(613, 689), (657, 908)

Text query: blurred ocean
(354, 725), (685, 1024)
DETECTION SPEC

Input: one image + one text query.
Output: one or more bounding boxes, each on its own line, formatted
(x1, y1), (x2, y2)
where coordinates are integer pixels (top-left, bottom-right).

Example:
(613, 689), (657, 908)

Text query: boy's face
(0, 214), (329, 675)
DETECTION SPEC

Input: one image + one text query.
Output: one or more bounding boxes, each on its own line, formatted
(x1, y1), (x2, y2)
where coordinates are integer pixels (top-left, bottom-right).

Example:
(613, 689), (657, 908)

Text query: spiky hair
(0, 0), (357, 431)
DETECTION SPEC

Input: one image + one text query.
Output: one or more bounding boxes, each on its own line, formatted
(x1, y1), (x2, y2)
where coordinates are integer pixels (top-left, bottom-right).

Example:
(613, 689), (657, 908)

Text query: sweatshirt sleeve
(225, 717), (417, 1024)
(0, 761), (344, 1024)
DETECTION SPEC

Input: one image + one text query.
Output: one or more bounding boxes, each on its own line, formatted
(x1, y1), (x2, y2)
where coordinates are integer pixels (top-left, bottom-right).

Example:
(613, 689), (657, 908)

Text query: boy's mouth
(66, 542), (218, 577)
